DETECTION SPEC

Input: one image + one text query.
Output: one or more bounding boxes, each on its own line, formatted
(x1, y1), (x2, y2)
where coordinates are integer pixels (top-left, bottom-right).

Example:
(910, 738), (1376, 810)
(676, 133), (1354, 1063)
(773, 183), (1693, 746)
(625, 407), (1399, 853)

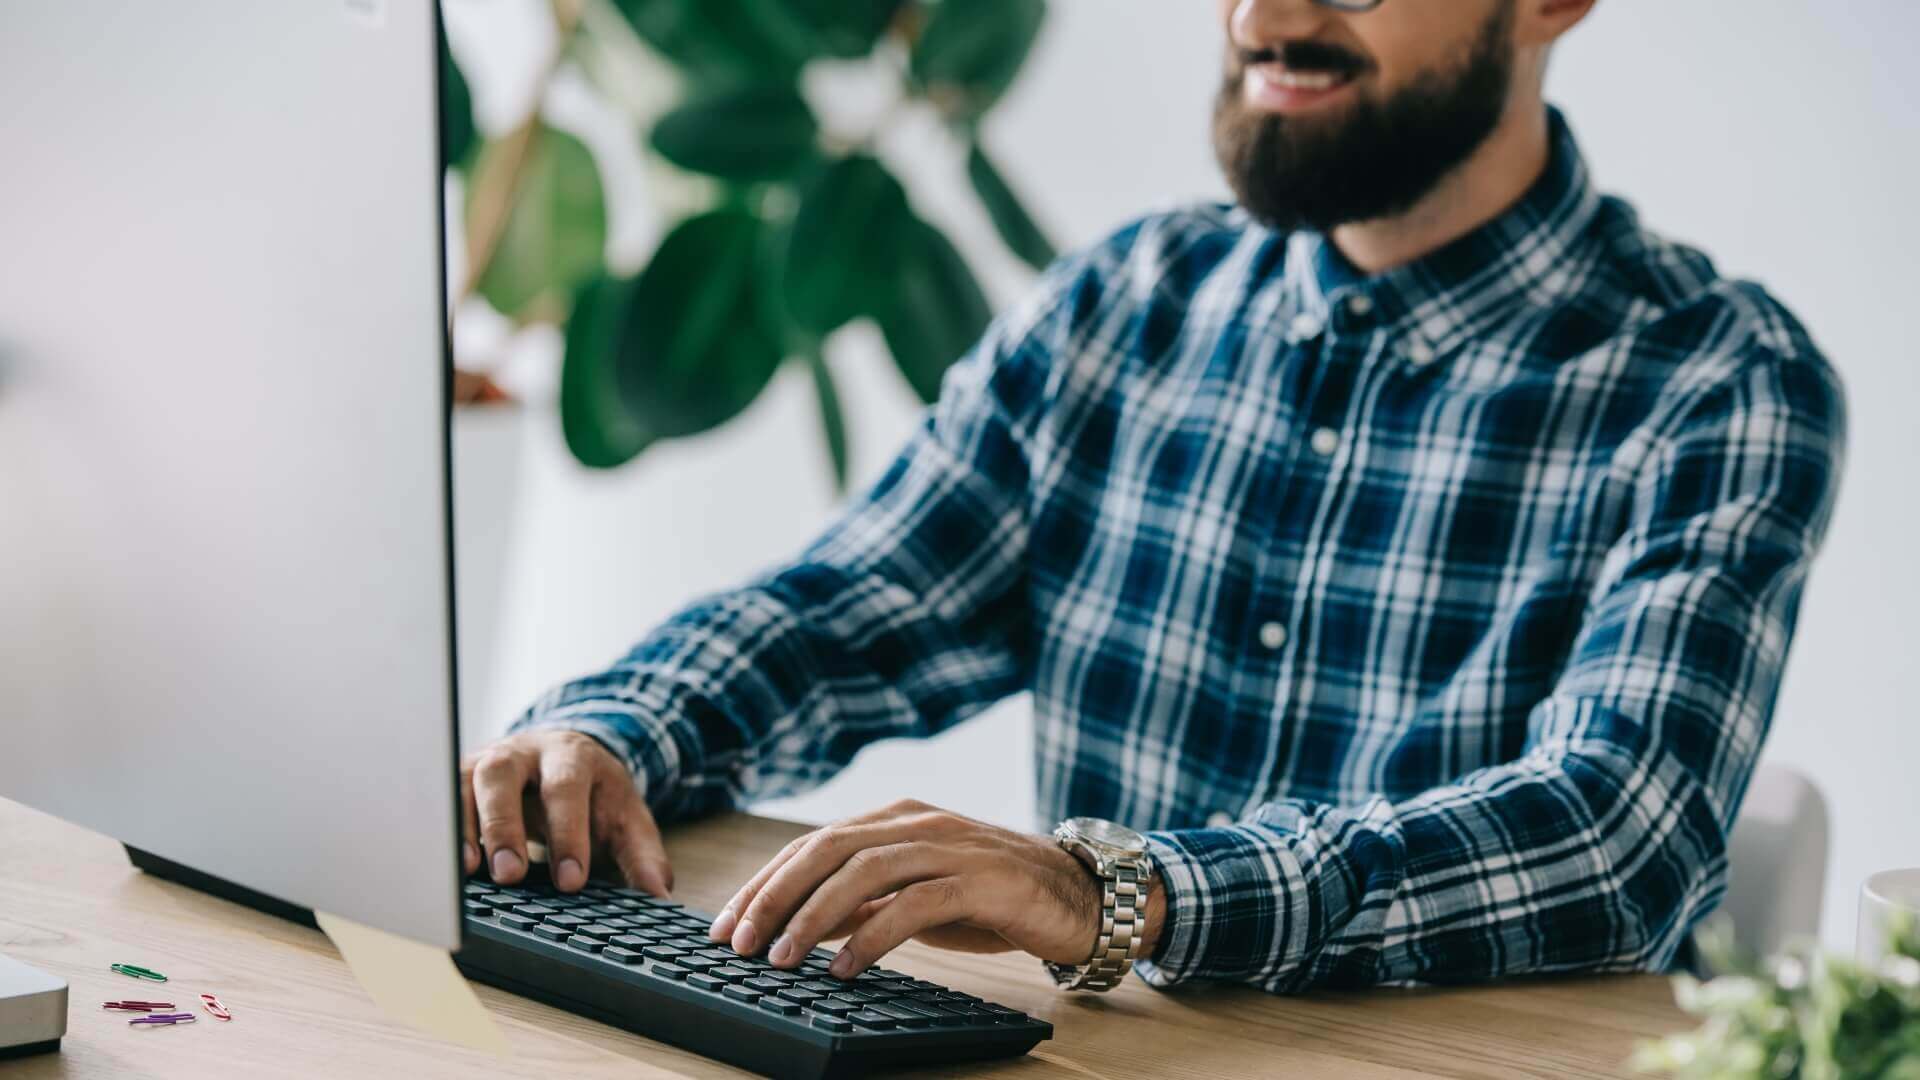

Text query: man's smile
(1241, 59), (1362, 114)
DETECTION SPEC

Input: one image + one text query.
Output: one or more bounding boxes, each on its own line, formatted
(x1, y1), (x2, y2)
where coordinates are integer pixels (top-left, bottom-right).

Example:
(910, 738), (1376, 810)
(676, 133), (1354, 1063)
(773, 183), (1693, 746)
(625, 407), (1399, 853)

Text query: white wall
(448, 1), (1920, 951)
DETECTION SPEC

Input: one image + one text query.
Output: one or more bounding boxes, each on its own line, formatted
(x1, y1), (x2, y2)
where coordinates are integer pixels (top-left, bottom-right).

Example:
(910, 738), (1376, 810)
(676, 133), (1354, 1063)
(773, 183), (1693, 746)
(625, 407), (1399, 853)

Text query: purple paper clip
(129, 1011), (198, 1026)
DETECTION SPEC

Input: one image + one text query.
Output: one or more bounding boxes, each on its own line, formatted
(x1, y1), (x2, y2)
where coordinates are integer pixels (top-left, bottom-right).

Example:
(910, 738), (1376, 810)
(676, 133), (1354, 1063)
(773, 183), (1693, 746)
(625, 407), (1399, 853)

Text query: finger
(821, 896), (891, 942)
(730, 819), (940, 957)
(472, 746), (533, 885)
(710, 802), (938, 945)
(765, 842), (952, 967)
(459, 761), (481, 875)
(537, 745), (597, 892)
(598, 779), (673, 897)
(831, 878), (966, 979)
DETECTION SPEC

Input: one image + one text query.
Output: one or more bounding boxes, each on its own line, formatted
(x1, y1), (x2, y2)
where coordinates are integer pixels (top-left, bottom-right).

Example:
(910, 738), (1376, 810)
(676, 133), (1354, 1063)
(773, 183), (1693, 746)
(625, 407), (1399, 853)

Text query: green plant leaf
(560, 275), (652, 469)
(471, 127), (608, 320)
(613, 0), (813, 88)
(614, 209), (786, 439)
(910, 0), (1046, 119)
(804, 349), (851, 493)
(650, 85), (820, 182)
(966, 141), (1056, 271)
(439, 29), (478, 171)
(784, 0), (909, 57)
(783, 154), (914, 335)
(877, 218), (992, 403)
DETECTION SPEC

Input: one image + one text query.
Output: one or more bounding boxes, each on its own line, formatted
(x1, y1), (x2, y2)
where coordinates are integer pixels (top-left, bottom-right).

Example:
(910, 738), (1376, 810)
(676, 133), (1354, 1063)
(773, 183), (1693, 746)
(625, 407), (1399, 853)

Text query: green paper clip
(111, 963), (168, 983)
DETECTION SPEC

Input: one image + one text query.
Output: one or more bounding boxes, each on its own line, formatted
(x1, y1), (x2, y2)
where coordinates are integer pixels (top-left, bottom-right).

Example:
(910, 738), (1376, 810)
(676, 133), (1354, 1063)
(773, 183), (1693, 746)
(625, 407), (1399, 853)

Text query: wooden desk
(0, 796), (1689, 1078)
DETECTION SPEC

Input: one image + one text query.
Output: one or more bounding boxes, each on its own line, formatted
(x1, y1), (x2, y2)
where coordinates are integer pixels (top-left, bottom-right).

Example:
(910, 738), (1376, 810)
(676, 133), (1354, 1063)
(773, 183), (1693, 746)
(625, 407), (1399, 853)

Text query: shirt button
(1406, 337), (1436, 366)
(1288, 313), (1321, 342)
(1205, 812), (1234, 829)
(1309, 428), (1339, 457)
(1345, 294), (1374, 318)
(1258, 621), (1289, 650)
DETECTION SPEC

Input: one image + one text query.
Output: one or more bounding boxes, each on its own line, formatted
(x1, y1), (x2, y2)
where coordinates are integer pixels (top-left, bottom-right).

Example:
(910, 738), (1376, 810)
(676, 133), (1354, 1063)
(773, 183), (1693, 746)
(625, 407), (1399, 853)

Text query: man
(463, 0), (1846, 994)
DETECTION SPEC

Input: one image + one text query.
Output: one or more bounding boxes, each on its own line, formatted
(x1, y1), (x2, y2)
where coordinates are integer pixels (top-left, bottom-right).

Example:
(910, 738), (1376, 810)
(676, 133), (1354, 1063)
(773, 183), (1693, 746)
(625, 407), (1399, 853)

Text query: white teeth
(1253, 64), (1348, 92)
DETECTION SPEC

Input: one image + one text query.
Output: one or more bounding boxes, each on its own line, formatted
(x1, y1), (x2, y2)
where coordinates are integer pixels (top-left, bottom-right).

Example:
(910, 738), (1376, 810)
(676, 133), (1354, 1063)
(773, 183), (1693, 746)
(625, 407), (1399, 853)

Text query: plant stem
(457, 0), (588, 301)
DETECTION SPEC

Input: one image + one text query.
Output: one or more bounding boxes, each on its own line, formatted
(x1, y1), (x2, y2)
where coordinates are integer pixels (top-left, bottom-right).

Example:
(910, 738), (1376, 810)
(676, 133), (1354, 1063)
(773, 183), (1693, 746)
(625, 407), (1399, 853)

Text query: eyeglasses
(1314, 0), (1386, 10)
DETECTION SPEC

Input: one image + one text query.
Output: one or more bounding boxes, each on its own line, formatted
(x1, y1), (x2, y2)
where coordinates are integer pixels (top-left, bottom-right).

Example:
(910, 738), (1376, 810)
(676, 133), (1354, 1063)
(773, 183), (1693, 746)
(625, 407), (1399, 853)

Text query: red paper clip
(200, 993), (232, 1021)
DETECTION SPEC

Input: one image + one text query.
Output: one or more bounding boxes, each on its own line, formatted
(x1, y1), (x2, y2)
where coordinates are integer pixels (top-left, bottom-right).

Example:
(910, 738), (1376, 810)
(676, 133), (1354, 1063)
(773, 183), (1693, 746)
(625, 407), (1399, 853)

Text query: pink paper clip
(200, 993), (232, 1021)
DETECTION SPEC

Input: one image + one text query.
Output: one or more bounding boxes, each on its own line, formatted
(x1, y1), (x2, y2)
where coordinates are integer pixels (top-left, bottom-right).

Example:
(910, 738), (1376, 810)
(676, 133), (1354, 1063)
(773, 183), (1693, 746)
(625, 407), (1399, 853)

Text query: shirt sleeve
(1136, 345), (1847, 992)
(509, 263), (1085, 824)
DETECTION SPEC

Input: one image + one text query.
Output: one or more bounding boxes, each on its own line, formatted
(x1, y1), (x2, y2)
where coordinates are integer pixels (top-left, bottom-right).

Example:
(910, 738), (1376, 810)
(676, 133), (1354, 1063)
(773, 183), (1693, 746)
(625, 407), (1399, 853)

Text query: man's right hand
(460, 729), (673, 897)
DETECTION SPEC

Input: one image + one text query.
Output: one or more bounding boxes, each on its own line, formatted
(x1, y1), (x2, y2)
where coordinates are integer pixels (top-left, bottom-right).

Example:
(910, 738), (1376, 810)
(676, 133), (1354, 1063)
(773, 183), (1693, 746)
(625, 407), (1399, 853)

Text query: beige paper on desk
(317, 910), (509, 1056)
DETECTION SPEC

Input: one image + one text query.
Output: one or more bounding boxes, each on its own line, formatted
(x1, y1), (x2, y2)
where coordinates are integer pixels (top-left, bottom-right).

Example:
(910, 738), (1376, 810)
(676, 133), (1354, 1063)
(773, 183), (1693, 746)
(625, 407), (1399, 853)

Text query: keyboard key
(847, 1010), (895, 1030)
(811, 1015), (853, 1033)
(567, 935), (605, 954)
(602, 946), (643, 965)
(511, 904), (558, 918)
(677, 956), (723, 971)
(610, 935), (652, 950)
(811, 999), (858, 1016)
(722, 985), (762, 1005)
(743, 977), (786, 993)
(871, 1003), (931, 1028)
(686, 973), (725, 992)
(545, 914), (587, 929)
(572, 927), (616, 943)
(711, 966), (756, 982)
(799, 980), (842, 995)
(498, 913), (539, 931)
(642, 945), (687, 962)
(759, 998), (802, 1015)
(462, 899), (491, 915)
(651, 963), (688, 981)
(532, 924), (571, 942)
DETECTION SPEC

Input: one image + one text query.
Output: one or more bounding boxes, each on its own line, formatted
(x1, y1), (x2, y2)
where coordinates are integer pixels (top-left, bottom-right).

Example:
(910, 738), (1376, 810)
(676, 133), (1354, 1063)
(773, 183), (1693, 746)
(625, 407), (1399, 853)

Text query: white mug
(1857, 868), (1920, 965)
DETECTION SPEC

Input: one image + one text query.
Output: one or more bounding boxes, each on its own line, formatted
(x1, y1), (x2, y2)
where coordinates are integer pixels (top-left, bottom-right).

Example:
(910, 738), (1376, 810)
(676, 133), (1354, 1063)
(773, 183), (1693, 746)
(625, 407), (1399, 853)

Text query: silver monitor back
(0, 1), (460, 948)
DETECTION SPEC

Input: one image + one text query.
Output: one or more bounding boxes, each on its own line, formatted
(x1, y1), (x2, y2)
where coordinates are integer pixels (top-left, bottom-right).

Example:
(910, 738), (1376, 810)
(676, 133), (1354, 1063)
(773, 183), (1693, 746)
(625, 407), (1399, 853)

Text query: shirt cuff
(1134, 826), (1303, 988)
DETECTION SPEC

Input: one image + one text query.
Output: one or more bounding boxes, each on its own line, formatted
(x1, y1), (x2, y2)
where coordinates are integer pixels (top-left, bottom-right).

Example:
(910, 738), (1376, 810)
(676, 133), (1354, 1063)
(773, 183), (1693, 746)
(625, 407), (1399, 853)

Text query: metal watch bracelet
(1044, 859), (1146, 992)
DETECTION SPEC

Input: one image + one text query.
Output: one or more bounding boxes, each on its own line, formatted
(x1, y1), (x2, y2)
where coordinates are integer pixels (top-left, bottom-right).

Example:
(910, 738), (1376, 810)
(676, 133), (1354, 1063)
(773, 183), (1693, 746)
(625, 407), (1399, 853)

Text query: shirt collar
(1282, 106), (1605, 361)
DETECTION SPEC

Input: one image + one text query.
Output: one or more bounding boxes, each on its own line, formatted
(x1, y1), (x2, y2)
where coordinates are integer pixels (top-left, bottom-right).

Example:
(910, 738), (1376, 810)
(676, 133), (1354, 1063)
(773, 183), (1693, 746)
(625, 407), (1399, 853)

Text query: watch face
(1062, 817), (1148, 856)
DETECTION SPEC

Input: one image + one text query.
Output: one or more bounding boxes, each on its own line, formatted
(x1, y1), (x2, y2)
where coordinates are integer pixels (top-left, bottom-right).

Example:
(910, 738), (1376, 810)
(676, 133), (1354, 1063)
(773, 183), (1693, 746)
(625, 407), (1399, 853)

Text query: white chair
(1712, 761), (1830, 961)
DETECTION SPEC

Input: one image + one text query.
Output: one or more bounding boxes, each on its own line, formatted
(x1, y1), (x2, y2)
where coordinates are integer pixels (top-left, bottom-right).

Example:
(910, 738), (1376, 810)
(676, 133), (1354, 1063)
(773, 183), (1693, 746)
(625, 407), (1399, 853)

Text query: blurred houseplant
(1634, 916), (1920, 1079)
(441, 0), (1057, 491)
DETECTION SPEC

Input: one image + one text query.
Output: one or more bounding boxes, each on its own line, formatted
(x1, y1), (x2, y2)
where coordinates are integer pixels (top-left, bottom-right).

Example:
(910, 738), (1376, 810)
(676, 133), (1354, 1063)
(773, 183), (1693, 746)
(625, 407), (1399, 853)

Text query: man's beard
(1212, 5), (1516, 234)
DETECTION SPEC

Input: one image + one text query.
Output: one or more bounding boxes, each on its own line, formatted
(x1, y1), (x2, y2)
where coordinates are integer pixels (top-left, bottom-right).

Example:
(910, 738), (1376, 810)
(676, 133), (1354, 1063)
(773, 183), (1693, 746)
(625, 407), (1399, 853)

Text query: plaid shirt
(517, 109), (1845, 992)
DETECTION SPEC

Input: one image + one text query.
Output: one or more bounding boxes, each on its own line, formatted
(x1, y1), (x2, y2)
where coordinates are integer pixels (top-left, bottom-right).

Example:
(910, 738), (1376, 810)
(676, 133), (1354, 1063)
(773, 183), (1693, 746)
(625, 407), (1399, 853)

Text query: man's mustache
(1234, 41), (1370, 78)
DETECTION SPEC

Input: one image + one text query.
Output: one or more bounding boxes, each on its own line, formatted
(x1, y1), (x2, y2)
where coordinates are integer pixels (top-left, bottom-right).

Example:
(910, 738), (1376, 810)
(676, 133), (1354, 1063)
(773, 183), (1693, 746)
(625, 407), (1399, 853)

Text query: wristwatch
(1044, 816), (1150, 992)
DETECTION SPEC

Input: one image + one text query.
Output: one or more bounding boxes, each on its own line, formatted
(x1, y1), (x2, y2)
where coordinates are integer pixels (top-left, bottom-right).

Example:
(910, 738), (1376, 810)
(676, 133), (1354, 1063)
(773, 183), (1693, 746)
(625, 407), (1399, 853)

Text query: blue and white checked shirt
(517, 109), (1845, 992)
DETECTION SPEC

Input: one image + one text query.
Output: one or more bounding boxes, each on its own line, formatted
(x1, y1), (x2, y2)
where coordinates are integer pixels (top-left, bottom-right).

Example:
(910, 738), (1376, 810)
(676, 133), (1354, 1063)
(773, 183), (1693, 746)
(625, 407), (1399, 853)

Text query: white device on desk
(0, 955), (67, 1059)
(0, 2), (460, 949)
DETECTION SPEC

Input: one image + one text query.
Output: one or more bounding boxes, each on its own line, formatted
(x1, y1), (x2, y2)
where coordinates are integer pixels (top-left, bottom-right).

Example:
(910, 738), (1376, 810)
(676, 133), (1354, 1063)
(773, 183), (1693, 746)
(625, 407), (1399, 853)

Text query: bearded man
(463, 0), (1846, 995)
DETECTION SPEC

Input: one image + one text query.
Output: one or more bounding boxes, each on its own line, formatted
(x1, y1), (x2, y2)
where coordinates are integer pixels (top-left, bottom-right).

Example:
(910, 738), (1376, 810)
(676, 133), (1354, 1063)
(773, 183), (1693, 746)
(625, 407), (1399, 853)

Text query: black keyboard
(452, 873), (1052, 1079)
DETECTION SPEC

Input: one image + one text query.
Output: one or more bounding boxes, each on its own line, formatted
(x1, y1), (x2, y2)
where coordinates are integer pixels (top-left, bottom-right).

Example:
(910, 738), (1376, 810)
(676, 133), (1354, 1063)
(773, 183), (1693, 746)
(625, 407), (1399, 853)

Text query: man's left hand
(707, 799), (1155, 979)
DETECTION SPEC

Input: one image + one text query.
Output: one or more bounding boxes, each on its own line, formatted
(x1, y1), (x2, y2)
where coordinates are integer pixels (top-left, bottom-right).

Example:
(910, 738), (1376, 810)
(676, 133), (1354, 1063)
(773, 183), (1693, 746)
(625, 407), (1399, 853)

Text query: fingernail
(491, 847), (523, 882)
(829, 951), (856, 979)
(731, 918), (758, 955)
(710, 908), (737, 942)
(556, 857), (584, 892)
(462, 841), (478, 870)
(769, 935), (793, 966)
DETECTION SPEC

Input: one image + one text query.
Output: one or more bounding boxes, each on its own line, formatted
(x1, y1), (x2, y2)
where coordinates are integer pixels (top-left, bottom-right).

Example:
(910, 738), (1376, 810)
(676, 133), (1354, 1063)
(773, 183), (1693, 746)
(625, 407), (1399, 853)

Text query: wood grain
(0, 797), (1689, 1078)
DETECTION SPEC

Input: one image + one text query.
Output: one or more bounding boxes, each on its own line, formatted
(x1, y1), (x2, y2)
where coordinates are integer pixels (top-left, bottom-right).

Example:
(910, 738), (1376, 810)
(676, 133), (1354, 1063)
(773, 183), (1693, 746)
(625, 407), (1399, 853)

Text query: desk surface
(0, 796), (1689, 1078)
